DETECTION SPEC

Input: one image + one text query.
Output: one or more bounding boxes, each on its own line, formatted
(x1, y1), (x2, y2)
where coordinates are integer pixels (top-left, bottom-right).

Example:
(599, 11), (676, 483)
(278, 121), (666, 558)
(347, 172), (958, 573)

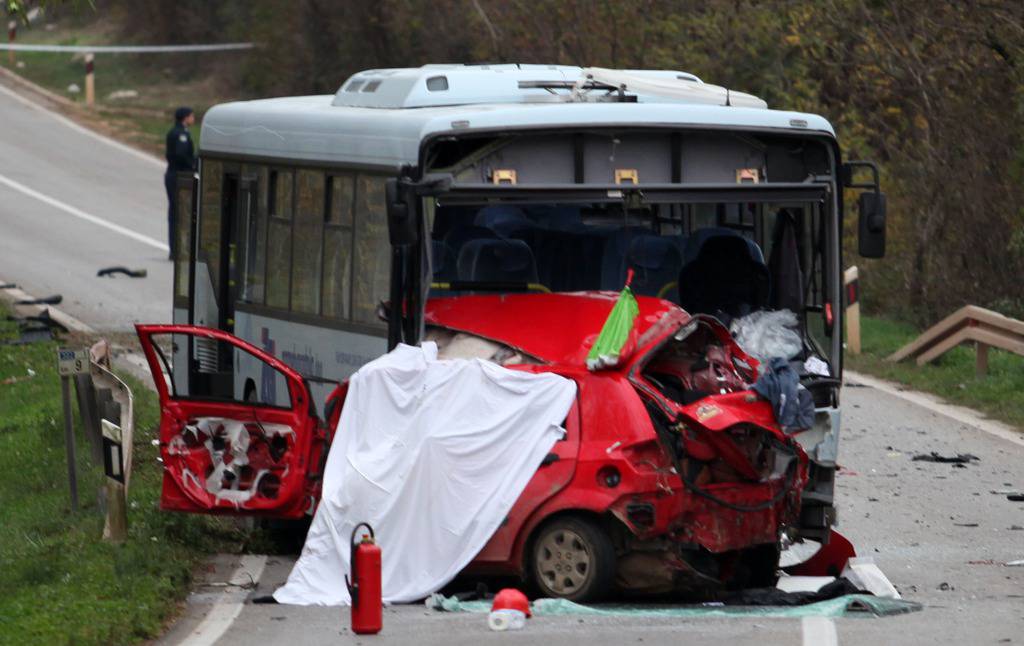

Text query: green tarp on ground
(426, 593), (922, 619)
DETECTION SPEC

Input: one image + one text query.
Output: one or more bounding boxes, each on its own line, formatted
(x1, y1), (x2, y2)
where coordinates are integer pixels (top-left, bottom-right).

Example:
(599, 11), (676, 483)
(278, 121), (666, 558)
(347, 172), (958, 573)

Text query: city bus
(152, 64), (886, 597)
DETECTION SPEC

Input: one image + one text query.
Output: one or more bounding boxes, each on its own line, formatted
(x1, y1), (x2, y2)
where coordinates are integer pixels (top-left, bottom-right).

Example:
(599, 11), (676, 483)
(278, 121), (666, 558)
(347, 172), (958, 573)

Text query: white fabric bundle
(274, 342), (576, 605)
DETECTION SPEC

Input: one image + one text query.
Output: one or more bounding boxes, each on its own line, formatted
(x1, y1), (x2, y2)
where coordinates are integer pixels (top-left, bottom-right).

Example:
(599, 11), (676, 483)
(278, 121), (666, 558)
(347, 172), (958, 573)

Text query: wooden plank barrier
(887, 305), (1024, 377)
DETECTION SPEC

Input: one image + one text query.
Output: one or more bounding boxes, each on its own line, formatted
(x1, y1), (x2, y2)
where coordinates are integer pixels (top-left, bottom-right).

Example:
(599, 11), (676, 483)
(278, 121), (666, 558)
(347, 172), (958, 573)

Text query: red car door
(136, 324), (325, 518)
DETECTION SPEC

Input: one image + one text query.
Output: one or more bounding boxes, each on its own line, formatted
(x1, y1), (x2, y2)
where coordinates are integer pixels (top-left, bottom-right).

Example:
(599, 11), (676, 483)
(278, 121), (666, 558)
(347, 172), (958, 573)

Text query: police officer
(165, 106), (196, 260)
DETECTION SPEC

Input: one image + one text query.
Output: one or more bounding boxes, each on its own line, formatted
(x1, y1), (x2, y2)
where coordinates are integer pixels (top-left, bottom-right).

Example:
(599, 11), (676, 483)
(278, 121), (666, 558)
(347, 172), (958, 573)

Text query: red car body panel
(136, 324), (327, 518)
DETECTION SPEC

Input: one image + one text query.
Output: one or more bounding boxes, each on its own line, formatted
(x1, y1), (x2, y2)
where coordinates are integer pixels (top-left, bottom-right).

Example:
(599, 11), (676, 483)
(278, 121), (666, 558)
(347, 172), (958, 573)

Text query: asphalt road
(157, 380), (1024, 646)
(0, 79), (172, 331)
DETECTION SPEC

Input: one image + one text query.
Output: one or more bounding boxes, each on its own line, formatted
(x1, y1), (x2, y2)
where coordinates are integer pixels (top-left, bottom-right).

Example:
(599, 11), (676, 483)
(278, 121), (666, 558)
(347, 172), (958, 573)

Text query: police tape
(0, 42), (254, 53)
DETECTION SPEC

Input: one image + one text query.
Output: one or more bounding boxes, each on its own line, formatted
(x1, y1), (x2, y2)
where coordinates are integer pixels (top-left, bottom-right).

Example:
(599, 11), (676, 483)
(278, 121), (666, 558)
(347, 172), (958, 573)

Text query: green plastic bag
(586, 278), (639, 371)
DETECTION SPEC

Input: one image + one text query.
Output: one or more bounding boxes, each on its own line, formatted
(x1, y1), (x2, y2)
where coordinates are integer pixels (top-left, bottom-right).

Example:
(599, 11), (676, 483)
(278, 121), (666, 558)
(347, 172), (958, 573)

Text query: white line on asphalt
(845, 370), (1024, 448)
(179, 554), (268, 646)
(0, 172), (169, 252)
(0, 81), (164, 168)
(802, 616), (838, 646)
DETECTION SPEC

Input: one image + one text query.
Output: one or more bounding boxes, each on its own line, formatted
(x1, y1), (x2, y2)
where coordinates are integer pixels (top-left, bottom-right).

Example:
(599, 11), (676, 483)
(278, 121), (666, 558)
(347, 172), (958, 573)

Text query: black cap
(174, 106), (194, 122)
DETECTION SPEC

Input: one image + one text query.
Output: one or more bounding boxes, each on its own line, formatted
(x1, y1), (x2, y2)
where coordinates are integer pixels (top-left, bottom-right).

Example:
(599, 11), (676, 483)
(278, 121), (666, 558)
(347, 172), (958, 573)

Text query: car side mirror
(857, 191), (886, 258)
(385, 178), (417, 247)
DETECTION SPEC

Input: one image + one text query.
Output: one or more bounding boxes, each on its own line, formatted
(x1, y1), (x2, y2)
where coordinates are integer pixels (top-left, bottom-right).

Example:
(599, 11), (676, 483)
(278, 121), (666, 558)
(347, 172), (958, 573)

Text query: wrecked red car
(138, 291), (810, 600)
(423, 293), (808, 599)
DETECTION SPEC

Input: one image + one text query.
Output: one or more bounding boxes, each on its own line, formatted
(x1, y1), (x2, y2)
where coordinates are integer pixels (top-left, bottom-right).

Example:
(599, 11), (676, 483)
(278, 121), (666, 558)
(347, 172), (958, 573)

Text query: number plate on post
(57, 348), (89, 376)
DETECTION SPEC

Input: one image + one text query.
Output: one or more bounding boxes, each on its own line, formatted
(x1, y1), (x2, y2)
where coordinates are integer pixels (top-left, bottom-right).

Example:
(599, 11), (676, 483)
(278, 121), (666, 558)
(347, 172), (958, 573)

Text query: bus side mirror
(857, 191), (886, 258)
(386, 178), (417, 247)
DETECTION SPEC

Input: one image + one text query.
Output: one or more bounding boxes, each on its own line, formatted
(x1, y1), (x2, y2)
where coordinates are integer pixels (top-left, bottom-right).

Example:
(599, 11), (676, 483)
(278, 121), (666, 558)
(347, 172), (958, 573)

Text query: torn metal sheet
(173, 417), (295, 508)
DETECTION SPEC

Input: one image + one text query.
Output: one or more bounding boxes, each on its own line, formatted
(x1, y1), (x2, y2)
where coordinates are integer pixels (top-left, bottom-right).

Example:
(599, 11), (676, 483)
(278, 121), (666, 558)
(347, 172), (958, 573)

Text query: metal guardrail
(71, 341), (133, 542)
(887, 305), (1024, 377)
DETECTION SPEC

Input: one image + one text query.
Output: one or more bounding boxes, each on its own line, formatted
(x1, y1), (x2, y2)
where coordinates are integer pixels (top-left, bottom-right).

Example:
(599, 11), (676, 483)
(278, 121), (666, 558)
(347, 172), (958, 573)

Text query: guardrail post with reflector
(84, 52), (95, 106)
(844, 266), (861, 355)
(6, 21), (14, 66)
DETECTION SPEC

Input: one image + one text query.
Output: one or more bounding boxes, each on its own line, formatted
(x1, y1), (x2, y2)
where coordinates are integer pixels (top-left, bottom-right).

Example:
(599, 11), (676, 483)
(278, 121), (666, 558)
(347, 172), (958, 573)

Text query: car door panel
(136, 324), (322, 518)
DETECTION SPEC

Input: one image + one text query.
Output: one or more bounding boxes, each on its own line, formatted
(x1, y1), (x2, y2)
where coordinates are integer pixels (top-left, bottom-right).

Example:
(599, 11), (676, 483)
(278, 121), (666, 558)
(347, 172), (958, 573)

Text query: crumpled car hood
(424, 292), (688, 366)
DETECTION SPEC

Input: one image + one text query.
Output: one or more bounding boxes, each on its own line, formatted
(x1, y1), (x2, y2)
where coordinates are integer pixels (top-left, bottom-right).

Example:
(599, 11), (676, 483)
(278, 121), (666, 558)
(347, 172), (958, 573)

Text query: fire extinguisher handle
(350, 522), (375, 543)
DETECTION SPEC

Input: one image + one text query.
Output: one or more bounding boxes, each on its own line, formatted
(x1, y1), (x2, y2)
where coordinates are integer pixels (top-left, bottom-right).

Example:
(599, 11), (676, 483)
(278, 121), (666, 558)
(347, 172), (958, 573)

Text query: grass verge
(847, 315), (1024, 430)
(0, 304), (246, 646)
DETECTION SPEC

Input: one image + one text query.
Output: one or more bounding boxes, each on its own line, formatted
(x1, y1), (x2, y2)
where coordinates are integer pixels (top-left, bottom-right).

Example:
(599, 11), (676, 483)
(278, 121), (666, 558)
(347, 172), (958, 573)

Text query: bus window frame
(194, 155), (393, 335)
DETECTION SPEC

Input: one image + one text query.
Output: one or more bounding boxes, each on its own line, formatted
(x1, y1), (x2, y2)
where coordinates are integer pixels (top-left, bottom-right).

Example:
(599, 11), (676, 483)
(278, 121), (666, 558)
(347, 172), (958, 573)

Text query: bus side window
(291, 170), (325, 314)
(241, 165), (268, 304)
(323, 174), (355, 319)
(352, 174), (390, 325)
(173, 172), (194, 301)
(199, 161), (223, 295)
(266, 169), (294, 310)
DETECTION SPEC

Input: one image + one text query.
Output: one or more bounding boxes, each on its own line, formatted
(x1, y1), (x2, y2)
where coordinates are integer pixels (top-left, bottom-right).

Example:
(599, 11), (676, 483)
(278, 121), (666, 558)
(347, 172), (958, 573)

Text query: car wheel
(530, 517), (616, 602)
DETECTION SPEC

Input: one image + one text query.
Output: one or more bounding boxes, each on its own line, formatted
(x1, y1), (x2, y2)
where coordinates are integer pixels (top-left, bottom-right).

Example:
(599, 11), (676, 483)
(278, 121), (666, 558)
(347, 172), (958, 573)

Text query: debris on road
(1008, 494), (1024, 502)
(1006, 560), (1024, 567)
(911, 452), (979, 466)
(96, 266), (147, 278)
(842, 557), (901, 599)
(489, 588), (530, 631)
(14, 293), (62, 306)
(2, 309), (68, 345)
(427, 584), (922, 618)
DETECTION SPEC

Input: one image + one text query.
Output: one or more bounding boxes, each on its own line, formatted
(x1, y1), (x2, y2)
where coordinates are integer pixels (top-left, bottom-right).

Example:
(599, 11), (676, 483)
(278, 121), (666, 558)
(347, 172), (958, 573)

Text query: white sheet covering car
(274, 342), (577, 605)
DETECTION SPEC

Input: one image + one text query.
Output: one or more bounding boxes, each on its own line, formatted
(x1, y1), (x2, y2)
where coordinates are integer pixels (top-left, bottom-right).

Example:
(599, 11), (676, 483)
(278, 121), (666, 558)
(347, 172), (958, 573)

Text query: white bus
(166, 64), (886, 541)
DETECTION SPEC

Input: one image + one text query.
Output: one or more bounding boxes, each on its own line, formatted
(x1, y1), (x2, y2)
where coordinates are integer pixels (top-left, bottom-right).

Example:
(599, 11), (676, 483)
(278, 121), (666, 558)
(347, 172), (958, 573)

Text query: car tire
(530, 516), (616, 602)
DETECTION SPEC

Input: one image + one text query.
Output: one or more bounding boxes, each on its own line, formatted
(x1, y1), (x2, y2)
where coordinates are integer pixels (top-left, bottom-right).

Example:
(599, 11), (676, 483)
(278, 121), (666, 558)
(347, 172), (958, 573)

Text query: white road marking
(0, 80), (164, 168)
(845, 370), (1024, 448)
(179, 554), (267, 646)
(0, 172), (168, 252)
(802, 616), (838, 646)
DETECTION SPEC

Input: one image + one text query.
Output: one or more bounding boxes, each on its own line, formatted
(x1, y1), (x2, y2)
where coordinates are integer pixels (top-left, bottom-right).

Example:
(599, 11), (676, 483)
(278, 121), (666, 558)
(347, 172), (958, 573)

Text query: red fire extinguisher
(345, 522), (382, 635)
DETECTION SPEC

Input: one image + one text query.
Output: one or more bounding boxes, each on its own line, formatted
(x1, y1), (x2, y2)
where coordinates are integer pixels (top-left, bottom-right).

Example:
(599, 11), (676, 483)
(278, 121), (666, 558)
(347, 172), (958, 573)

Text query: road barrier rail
(887, 305), (1024, 376)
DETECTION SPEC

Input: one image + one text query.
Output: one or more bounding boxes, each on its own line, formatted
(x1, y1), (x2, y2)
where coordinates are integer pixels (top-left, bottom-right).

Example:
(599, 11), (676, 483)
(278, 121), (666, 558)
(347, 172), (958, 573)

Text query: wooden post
(7, 21), (15, 66)
(101, 419), (128, 543)
(60, 375), (79, 512)
(844, 266), (861, 355)
(84, 52), (95, 106)
(975, 341), (989, 378)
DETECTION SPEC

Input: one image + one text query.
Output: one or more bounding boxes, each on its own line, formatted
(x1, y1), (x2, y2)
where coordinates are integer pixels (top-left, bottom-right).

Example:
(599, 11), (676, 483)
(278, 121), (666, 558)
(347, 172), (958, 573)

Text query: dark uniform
(164, 117), (196, 260)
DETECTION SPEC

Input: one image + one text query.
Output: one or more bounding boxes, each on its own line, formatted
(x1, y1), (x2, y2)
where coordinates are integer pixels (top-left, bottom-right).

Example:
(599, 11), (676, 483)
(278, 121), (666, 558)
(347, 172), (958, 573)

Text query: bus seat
(443, 225), (498, 257)
(600, 226), (654, 288)
(430, 239), (458, 282)
(626, 235), (683, 299)
(677, 233), (769, 321)
(474, 205), (533, 238)
(457, 239), (539, 285)
(683, 227), (764, 265)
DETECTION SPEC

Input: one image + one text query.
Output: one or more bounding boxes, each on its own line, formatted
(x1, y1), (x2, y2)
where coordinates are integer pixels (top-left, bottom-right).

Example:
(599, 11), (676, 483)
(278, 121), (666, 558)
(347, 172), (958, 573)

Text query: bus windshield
(431, 200), (826, 310)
